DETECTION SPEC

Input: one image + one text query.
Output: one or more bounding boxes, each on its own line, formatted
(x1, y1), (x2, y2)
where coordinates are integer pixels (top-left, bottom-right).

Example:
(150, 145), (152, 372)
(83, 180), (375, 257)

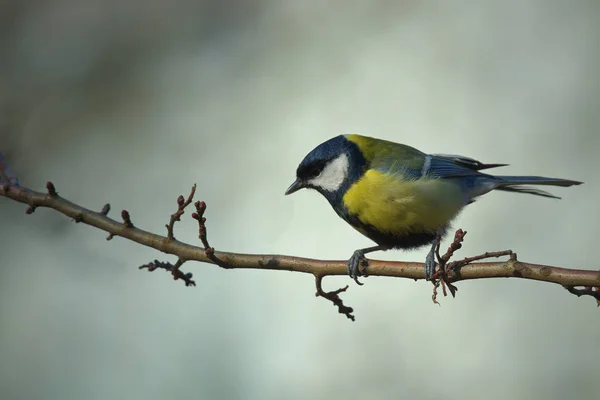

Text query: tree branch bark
(2, 181), (599, 320)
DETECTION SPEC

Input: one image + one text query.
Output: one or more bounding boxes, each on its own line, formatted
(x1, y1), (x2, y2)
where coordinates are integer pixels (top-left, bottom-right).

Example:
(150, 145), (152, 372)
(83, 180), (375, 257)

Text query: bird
(285, 134), (582, 283)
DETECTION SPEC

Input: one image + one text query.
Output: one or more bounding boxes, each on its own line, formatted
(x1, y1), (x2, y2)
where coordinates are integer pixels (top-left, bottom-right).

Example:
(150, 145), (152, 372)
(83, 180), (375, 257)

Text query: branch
(2, 182), (599, 320)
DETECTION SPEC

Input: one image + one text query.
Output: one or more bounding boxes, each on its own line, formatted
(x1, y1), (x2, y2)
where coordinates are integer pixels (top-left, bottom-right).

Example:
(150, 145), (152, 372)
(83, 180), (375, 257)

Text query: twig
(431, 230), (467, 303)
(430, 230), (516, 304)
(563, 285), (600, 306)
(448, 250), (515, 270)
(439, 229), (467, 264)
(166, 185), (196, 240)
(315, 275), (354, 321)
(192, 200), (217, 261)
(139, 259), (196, 287)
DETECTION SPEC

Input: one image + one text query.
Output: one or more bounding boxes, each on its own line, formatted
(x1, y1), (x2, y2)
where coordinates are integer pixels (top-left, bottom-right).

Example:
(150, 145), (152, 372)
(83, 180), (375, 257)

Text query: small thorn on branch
(46, 181), (57, 196)
(139, 259), (196, 287)
(166, 184), (196, 241)
(121, 210), (134, 228)
(315, 275), (355, 321)
(101, 204), (111, 215)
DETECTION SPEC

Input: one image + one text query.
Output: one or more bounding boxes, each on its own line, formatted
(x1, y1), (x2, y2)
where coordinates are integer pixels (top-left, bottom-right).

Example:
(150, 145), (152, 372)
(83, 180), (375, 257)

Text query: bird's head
(285, 135), (367, 203)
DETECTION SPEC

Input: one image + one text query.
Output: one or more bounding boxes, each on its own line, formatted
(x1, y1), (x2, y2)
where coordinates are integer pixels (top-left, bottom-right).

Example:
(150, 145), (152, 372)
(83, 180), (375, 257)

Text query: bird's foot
(347, 249), (368, 286)
(424, 235), (441, 279)
(424, 249), (437, 280)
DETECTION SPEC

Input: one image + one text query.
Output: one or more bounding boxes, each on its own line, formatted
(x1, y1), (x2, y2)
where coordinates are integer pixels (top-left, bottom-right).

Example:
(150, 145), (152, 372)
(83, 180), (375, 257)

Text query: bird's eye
(306, 165), (322, 178)
(298, 160), (327, 180)
(306, 161), (328, 178)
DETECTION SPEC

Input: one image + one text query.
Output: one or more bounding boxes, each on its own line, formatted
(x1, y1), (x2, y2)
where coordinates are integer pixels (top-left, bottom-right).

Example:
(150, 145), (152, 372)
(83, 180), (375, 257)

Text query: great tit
(285, 134), (582, 283)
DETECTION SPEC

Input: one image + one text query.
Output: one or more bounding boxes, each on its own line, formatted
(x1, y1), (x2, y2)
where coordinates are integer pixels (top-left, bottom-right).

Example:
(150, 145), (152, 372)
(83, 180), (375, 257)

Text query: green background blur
(1, 1), (599, 399)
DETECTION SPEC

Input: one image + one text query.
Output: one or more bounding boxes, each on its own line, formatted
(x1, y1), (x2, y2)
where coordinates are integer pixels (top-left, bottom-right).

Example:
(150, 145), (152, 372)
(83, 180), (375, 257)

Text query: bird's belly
(341, 170), (465, 247)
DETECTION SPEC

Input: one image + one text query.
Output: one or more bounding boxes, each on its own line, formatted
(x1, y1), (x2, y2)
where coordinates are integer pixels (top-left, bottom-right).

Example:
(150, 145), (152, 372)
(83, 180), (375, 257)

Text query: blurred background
(1, 0), (599, 399)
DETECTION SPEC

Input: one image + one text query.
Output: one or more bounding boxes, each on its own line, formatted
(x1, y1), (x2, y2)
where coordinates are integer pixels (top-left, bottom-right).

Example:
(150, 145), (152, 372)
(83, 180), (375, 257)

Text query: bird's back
(345, 134), (427, 177)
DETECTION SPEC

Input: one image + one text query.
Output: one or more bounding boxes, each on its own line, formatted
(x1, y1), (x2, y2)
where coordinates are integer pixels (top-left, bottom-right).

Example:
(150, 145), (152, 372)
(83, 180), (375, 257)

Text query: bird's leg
(424, 241), (437, 279)
(347, 245), (387, 285)
(424, 232), (443, 279)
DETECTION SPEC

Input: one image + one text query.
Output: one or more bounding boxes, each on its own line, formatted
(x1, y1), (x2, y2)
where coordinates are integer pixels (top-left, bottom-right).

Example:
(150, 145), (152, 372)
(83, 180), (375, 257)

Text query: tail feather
(495, 185), (560, 199)
(494, 176), (583, 199)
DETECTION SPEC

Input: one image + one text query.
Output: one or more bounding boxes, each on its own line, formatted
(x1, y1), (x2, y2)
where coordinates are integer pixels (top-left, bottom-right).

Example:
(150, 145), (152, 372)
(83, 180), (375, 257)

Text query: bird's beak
(285, 179), (304, 195)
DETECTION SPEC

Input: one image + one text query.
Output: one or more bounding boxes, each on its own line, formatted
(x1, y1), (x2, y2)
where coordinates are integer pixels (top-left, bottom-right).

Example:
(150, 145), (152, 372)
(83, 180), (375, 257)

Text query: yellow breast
(342, 169), (465, 235)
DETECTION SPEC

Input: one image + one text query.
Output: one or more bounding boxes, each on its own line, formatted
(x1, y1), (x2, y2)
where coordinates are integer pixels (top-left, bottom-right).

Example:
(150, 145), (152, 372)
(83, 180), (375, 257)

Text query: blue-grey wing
(424, 153), (511, 198)
(368, 143), (507, 183)
(426, 154), (507, 179)
(430, 154), (508, 172)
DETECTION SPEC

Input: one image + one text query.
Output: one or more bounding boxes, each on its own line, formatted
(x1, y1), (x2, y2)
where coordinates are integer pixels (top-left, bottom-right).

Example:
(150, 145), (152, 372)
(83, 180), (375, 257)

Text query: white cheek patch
(308, 153), (349, 192)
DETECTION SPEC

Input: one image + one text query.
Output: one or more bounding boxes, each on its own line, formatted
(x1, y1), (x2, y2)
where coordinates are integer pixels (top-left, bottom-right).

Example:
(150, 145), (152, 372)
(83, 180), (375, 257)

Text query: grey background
(1, 1), (599, 399)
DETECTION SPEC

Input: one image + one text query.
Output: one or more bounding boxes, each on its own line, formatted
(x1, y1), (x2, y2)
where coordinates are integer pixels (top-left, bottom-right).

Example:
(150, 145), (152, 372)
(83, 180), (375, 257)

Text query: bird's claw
(423, 232), (443, 279)
(424, 245), (437, 279)
(347, 250), (367, 286)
